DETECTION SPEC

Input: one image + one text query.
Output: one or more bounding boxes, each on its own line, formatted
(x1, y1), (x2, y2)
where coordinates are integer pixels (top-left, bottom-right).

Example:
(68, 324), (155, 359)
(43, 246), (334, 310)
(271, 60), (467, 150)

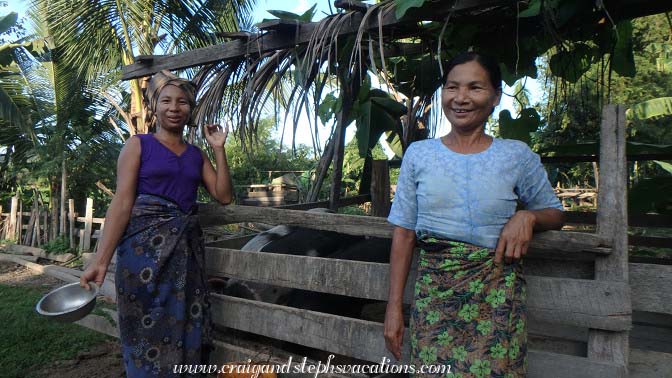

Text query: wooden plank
(6, 244), (75, 263)
(75, 313), (119, 338)
(526, 276), (630, 331)
(211, 294), (397, 363)
(204, 235), (257, 249)
(565, 211), (672, 228)
(589, 104), (630, 366)
(630, 263), (672, 315)
(629, 349), (672, 378)
(241, 198), (286, 207)
(523, 258), (594, 279)
(82, 198), (94, 252)
(370, 160), (390, 217)
(206, 248), (630, 330)
(199, 204), (609, 253)
(76, 217), (105, 223)
(273, 194), (370, 210)
(540, 153), (672, 164)
(211, 294), (627, 376)
(528, 350), (625, 378)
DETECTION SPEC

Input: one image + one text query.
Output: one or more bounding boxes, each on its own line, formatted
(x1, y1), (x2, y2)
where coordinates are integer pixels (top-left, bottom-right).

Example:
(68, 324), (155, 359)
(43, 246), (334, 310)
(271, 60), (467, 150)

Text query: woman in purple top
(80, 70), (233, 377)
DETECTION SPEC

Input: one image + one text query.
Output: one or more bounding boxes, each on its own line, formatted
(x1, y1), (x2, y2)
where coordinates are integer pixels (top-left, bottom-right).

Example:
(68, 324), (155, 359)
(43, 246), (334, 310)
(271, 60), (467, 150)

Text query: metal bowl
(35, 282), (99, 322)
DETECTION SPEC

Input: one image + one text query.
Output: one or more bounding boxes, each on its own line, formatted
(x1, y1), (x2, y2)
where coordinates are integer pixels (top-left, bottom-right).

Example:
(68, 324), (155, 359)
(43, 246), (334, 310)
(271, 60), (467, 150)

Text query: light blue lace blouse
(387, 138), (563, 248)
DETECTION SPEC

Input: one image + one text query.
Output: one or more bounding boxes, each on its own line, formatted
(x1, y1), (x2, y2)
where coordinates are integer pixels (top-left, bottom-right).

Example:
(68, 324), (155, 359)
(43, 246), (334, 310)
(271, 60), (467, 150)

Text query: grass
(0, 284), (112, 377)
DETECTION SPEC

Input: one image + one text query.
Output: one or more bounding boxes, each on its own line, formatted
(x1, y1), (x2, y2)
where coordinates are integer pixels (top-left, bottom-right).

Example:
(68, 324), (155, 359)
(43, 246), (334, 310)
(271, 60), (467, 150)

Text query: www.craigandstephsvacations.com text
(173, 355), (451, 376)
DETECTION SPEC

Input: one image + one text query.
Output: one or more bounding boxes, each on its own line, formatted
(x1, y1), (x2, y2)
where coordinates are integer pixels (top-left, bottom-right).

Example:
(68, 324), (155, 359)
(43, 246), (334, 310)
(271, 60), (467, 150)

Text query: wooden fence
(3, 105), (671, 376)
(192, 105), (668, 377)
(0, 197), (104, 253)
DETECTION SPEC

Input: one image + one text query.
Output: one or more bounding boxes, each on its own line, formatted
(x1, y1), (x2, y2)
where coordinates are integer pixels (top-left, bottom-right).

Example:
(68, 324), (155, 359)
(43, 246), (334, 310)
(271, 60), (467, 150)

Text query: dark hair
(443, 52), (502, 90)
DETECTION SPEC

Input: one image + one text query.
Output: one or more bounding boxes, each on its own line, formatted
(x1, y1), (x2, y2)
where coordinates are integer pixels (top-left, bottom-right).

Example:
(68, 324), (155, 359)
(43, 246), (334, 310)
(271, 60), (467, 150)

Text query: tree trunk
(307, 135), (336, 202)
(329, 68), (362, 211)
(129, 79), (146, 134)
(60, 159), (67, 236)
(329, 110), (349, 211)
(50, 178), (59, 242)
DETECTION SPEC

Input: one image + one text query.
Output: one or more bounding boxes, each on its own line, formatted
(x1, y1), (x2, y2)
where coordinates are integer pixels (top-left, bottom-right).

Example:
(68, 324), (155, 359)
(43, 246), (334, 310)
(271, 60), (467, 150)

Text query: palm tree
(34, 0), (256, 135)
(0, 5), (122, 241)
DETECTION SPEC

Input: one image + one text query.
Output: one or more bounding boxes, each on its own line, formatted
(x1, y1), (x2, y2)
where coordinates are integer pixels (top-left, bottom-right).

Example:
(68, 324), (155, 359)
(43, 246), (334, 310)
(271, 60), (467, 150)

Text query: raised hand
(203, 123), (229, 149)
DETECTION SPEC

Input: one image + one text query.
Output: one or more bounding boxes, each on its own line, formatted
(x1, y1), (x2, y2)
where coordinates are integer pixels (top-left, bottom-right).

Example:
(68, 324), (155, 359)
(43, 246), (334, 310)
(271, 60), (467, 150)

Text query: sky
(3, 0), (541, 155)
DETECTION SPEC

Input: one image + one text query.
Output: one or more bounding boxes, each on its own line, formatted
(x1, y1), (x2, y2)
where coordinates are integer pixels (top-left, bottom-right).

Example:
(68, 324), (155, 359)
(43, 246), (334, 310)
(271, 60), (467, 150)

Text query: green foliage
(612, 21), (637, 78)
(353, 87), (406, 159)
(394, 0), (426, 20)
(342, 138), (387, 196)
(655, 160), (672, 175)
(0, 284), (111, 377)
(627, 97), (672, 121)
(498, 108), (541, 145)
(0, 12), (18, 34)
(42, 236), (75, 255)
(337, 205), (368, 216)
(217, 117), (315, 201)
(266, 4), (317, 22)
(549, 43), (595, 83)
(629, 177), (672, 215)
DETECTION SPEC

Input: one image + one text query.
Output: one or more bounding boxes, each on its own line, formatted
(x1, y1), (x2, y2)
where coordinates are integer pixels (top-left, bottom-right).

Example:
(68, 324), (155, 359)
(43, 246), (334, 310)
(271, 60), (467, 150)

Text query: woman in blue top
(384, 52), (564, 377)
(80, 71), (233, 377)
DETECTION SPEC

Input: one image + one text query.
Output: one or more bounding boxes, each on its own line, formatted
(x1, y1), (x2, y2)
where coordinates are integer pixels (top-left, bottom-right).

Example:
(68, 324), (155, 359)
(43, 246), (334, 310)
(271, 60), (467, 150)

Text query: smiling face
(156, 84), (191, 131)
(441, 60), (501, 133)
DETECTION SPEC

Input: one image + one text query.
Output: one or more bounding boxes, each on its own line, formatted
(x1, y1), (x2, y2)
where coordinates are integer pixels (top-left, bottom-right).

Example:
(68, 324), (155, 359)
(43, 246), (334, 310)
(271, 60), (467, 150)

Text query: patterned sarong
(115, 194), (212, 377)
(410, 237), (527, 378)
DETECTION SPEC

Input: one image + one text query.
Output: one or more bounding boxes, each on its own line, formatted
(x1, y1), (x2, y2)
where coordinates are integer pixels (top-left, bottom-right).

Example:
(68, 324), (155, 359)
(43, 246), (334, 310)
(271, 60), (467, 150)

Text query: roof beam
(121, 0), (504, 80)
(120, 0), (672, 80)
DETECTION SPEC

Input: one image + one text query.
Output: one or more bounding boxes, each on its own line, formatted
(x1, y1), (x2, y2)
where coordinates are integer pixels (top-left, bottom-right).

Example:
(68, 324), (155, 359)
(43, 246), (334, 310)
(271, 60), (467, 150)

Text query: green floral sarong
(410, 237), (527, 378)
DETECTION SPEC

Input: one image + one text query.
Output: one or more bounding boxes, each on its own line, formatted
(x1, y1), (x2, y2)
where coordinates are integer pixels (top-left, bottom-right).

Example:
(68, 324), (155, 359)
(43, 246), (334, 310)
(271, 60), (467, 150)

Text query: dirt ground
(0, 260), (126, 378)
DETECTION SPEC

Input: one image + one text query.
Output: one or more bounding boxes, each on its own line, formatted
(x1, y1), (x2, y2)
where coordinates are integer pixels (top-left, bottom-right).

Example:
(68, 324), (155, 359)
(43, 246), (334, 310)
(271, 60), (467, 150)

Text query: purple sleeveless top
(135, 134), (203, 213)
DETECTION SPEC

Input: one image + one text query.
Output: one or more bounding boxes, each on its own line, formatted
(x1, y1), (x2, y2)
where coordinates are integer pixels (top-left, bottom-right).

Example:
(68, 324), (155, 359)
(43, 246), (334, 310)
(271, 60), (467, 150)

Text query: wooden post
(42, 210), (47, 245)
(370, 160), (391, 217)
(95, 220), (105, 253)
(588, 104), (630, 370)
(68, 199), (75, 249)
(24, 198), (37, 246)
(82, 198), (94, 251)
(8, 196), (17, 241)
(35, 209), (41, 247)
(17, 199), (22, 244)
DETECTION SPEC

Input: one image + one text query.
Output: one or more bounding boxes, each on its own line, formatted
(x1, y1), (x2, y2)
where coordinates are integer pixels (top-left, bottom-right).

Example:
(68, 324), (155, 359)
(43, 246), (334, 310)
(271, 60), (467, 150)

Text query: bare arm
(495, 208), (565, 264)
(202, 124), (233, 204)
(80, 137), (141, 289)
(384, 226), (417, 360)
